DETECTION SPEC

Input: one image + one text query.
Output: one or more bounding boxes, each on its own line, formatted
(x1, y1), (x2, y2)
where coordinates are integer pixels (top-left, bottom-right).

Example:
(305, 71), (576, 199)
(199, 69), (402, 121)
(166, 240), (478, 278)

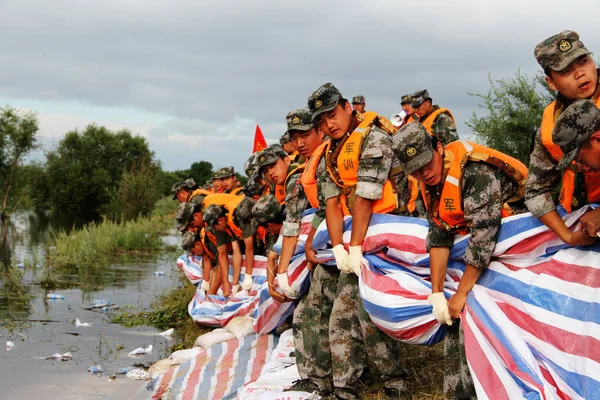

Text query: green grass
(48, 197), (178, 270)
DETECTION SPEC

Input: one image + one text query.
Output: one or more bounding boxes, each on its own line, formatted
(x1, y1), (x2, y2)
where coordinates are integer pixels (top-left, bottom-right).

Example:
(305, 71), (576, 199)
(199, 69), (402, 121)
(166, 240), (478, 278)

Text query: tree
(41, 124), (156, 218)
(467, 71), (555, 166)
(188, 161), (213, 186)
(0, 107), (40, 219)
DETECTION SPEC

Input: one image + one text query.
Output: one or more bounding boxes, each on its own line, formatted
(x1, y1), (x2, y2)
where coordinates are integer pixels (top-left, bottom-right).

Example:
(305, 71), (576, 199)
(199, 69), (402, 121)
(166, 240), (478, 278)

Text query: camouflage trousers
(444, 322), (476, 400)
(292, 264), (339, 392)
(329, 272), (406, 399)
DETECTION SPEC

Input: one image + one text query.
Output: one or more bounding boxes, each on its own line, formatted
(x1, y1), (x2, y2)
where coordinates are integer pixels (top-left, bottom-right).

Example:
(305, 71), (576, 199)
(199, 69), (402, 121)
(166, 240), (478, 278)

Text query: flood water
(0, 210), (180, 399)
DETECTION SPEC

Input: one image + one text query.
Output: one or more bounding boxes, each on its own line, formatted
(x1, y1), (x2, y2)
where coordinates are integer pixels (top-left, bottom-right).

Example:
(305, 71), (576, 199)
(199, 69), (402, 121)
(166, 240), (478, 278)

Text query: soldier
(172, 178), (198, 202)
(214, 166), (243, 195)
(394, 122), (528, 400)
(412, 89), (459, 145)
(400, 93), (419, 125)
(526, 30), (600, 245)
(309, 82), (408, 399)
(202, 203), (243, 296)
(212, 171), (223, 193)
(351, 95), (366, 113)
(249, 195), (286, 302)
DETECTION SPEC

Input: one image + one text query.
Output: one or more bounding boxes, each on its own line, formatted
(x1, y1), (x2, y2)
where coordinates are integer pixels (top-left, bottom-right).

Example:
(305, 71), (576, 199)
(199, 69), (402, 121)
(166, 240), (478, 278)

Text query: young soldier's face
(215, 217), (227, 232)
(282, 142), (296, 154)
(415, 100), (432, 118)
(401, 103), (414, 113)
(317, 103), (353, 140)
(411, 143), (445, 186)
(213, 179), (222, 191)
(263, 158), (289, 186)
(577, 133), (600, 171)
(289, 128), (324, 158)
(191, 211), (204, 228)
(546, 55), (597, 100)
(352, 103), (365, 113)
(191, 241), (204, 256)
(221, 176), (236, 190)
(176, 189), (190, 202)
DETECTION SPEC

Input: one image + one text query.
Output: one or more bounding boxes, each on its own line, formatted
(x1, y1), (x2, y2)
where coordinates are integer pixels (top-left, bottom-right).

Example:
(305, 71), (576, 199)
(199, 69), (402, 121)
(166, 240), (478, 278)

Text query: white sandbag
(149, 358), (175, 379)
(238, 364), (308, 400)
(126, 368), (150, 380)
(258, 392), (318, 400)
(169, 347), (203, 365)
(193, 328), (236, 349)
(269, 329), (296, 365)
(224, 316), (255, 338)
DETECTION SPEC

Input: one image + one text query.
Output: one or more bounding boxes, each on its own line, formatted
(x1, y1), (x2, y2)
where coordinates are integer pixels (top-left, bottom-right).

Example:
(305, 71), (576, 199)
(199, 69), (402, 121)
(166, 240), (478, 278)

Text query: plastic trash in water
(87, 365), (103, 374)
(92, 299), (110, 306)
(125, 368), (150, 380)
(117, 368), (129, 374)
(128, 345), (152, 357)
(36, 352), (73, 361)
(158, 328), (174, 340)
(75, 318), (92, 327)
(6, 341), (15, 351)
(46, 293), (65, 300)
(152, 271), (165, 276)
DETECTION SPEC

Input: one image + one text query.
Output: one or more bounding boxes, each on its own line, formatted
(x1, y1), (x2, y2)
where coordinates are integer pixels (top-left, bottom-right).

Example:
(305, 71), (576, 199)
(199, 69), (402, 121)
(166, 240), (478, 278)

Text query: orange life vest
(325, 111), (398, 215)
(200, 228), (216, 261)
(202, 193), (239, 208)
(540, 98), (600, 212)
(406, 176), (420, 214)
(421, 108), (455, 137)
(300, 142), (328, 208)
(224, 195), (246, 239)
(421, 140), (528, 234)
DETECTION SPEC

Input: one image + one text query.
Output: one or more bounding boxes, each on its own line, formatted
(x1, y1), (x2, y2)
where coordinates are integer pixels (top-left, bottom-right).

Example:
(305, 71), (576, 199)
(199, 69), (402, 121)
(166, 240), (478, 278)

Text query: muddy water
(0, 211), (180, 399)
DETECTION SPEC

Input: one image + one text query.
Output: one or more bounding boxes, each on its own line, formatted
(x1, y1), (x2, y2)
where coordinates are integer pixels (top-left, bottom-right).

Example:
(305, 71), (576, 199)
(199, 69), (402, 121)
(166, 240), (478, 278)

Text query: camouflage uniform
(172, 178), (198, 200)
(251, 194), (283, 252)
(309, 83), (407, 399)
(396, 122), (528, 400)
(412, 89), (459, 146)
(175, 202), (194, 231)
(526, 31), (599, 217)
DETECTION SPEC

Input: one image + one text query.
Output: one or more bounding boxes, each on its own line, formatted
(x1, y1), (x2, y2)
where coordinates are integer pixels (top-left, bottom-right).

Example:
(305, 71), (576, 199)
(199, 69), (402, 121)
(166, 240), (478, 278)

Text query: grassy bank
(48, 196), (177, 269)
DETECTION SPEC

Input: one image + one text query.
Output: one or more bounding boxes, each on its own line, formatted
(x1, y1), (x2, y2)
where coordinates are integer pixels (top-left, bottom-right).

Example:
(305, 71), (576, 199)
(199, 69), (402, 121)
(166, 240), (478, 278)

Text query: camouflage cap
(553, 99), (600, 170)
(308, 82), (343, 122)
(242, 178), (264, 197)
(411, 90), (431, 108)
(400, 94), (413, 105)
(212, 171), (220, 179)
(244, 154), (258, 178)
(171, 181), (186, 199)
(175, 202), (194, 231)
(534, 30), (590, 72)
(250, 194), (282, 232)
(352, 95), (365, 104)
(181, 231), (196, 252)
(234, 196), (256, 222)
(285, 107), (313, 134)
(203, 204), (226, 227)
(394, 122), (434, 176)
(184, 178), (197, 189)
(279, 132), (291, 146)
(256, 144), (287, 168)
(216, 166), (235, 179)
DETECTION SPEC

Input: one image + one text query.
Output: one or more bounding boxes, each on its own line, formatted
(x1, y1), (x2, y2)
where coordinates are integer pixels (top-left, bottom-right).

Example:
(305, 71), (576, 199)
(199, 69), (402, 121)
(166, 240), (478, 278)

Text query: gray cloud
(1, 0), (599, 172)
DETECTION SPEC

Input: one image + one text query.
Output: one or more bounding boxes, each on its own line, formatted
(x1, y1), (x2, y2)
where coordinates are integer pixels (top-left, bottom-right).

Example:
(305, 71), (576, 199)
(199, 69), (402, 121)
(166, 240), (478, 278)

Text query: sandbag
(224, 316), (255, 338)
(193, 328), (235, 349)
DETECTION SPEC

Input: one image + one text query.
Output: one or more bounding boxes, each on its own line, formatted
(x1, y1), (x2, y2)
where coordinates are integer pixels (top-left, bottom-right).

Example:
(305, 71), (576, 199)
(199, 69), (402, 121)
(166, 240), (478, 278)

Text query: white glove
(231, 284), (240, 295)
(347, 246), (363, 276)
(277, 273), (298, 298)
(241, 274), (253, 290)
(428, 292), (453, 326)
(201, 280), (210, 292)
(332, 244), (350, 273)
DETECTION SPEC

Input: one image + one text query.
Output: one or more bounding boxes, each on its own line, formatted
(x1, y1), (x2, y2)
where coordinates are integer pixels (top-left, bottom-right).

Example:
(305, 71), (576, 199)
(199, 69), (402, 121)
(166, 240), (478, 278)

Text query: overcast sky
(1, 0), (599, 174)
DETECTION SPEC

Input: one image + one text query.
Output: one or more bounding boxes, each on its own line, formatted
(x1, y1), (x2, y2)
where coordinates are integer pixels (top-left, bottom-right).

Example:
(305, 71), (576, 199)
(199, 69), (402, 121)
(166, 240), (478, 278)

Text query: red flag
(252, 124), (267, 154)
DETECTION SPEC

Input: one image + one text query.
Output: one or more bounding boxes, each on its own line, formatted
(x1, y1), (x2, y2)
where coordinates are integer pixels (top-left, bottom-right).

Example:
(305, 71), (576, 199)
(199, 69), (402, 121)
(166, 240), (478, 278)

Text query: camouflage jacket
(421, 105), (460, 145)
(426, 161), (521, 269)
(322, 126), (394, 201)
